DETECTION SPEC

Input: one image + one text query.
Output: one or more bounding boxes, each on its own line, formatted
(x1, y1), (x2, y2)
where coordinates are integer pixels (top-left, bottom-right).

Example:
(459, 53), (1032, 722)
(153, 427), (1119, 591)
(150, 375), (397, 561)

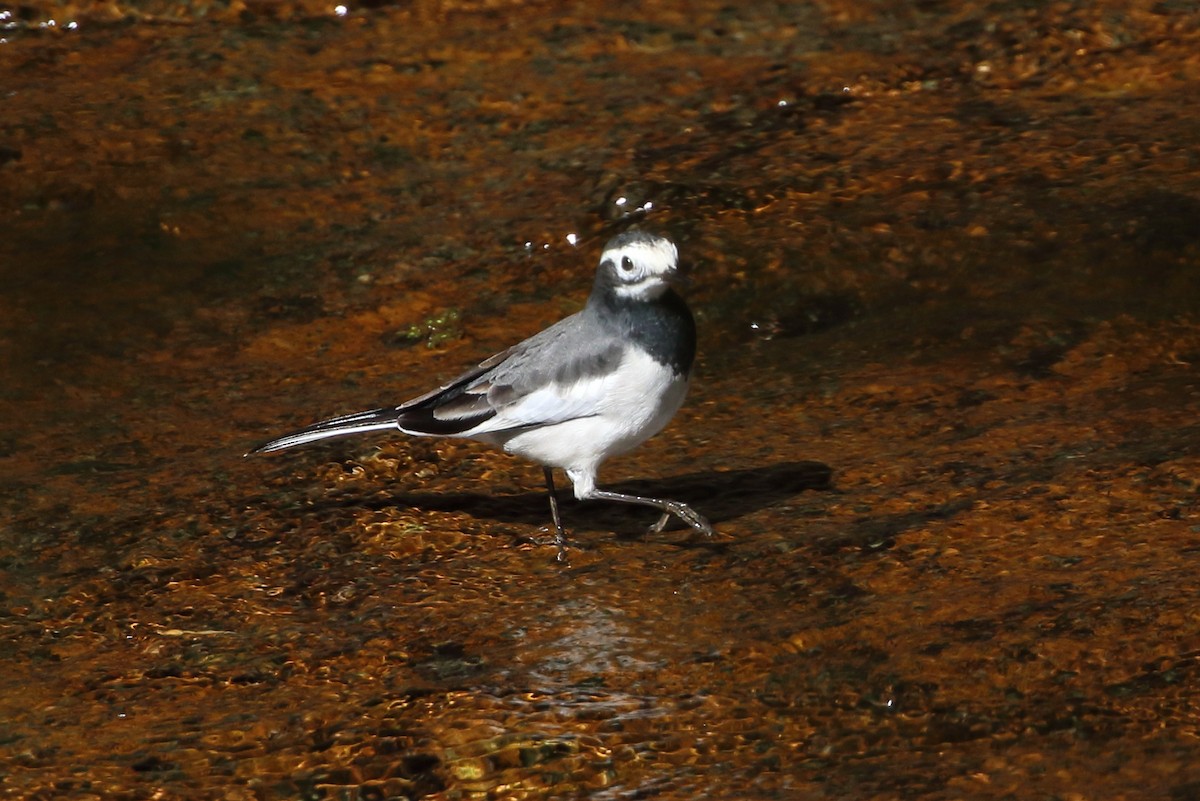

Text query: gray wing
(396, 309), (624, 436)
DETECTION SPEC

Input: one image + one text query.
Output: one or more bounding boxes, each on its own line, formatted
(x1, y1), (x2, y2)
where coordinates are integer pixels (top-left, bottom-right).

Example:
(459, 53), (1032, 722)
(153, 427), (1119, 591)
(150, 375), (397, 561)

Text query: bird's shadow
(301, 460), (833, 539)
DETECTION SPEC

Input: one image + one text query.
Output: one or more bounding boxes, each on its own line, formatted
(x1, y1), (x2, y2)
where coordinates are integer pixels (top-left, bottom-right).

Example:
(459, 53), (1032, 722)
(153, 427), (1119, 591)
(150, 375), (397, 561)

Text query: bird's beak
(669, 260), (695, 288)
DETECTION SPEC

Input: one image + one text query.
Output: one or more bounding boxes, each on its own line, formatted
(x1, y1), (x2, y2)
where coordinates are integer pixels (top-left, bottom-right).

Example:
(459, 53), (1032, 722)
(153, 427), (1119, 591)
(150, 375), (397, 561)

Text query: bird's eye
(620, 256), (634, 272)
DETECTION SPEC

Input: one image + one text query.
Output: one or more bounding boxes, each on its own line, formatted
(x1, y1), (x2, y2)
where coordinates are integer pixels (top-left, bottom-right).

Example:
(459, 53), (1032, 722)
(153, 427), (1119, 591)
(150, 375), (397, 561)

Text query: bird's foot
(646, 502), (715, 538)
(554, 527), (570, 563)
(526, 526), (581, 562)
(648, 512), (671, 534)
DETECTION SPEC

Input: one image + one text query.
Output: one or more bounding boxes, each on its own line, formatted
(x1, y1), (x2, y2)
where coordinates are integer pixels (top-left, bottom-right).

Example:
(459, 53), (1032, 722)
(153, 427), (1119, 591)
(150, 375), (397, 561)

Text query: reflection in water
(517, 596), (667, 679)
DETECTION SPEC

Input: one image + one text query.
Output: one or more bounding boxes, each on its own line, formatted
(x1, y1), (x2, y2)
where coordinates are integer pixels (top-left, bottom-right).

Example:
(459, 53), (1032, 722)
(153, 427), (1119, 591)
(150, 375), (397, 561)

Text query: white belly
(480, 348), (689, 479)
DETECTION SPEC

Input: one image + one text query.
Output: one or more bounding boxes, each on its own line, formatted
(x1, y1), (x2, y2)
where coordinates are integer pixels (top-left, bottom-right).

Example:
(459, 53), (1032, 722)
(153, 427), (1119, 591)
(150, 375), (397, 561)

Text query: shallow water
(2, 1), (1200, 798)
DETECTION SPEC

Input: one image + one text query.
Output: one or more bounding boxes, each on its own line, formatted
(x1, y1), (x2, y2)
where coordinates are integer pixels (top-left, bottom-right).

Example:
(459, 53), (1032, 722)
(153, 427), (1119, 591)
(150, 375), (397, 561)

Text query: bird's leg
(586, 488), (715, 537)
(543, 467), (569, 561)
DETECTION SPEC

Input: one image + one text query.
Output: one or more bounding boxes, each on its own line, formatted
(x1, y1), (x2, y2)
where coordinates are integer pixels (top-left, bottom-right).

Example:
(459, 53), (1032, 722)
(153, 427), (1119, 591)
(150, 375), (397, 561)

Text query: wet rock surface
(2, 1), (1199, 798)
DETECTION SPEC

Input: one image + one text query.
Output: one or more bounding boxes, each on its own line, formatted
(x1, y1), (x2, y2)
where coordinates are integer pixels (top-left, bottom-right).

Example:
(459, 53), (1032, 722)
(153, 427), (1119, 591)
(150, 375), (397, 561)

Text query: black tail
(246, 407), (402, 455)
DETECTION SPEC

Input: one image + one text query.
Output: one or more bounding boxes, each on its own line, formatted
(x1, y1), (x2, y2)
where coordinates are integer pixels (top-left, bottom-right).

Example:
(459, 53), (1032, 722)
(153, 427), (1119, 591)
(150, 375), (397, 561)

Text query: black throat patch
(589, 287), (697, 375)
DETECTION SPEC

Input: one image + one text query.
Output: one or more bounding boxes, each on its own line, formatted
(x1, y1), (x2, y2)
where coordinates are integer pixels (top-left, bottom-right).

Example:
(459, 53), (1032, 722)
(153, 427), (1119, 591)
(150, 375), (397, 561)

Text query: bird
(247, 230), (714, 556)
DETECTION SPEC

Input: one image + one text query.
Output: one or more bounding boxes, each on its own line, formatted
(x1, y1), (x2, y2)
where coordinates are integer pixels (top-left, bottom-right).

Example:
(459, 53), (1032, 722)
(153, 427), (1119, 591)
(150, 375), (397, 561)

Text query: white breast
(478, 348), (689, 481)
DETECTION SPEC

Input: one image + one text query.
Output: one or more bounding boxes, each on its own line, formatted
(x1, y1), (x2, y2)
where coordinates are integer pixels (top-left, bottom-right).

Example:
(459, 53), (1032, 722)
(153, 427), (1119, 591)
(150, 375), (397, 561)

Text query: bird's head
(594, 231), (680, 302)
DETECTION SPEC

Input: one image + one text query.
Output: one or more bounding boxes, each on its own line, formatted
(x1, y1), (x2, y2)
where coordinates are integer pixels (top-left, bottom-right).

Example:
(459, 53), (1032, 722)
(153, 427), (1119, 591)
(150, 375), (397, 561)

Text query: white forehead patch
(606, 238), (678, 277)
(597, 234), (680, 301)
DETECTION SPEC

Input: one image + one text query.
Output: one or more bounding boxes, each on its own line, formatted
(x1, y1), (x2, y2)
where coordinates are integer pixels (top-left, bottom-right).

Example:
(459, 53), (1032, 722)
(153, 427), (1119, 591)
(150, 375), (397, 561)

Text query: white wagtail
(247, 230), (713, 552)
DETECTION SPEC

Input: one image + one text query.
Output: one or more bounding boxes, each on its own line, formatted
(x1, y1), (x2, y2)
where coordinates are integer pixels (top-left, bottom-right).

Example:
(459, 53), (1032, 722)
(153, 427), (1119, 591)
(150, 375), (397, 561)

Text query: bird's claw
(528, 526), (581, 562)
(646, 502), (714, 537)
